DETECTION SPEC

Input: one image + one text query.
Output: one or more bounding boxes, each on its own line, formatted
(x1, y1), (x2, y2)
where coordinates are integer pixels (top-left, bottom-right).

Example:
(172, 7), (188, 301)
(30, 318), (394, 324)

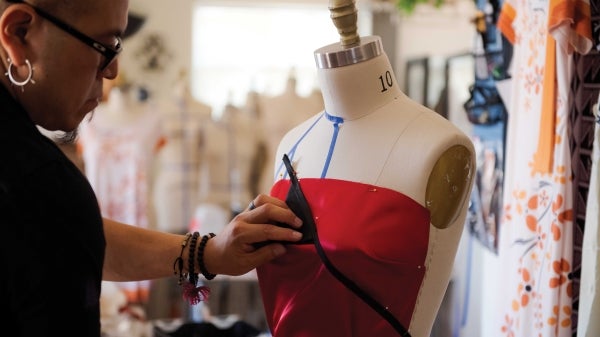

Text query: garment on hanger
(153, 84), (212, 233)
(463, 0), (510, 254)
(78, 92), (164, 303)
(207, 102), (262, 216)
(578, 98), (600, 336)
(496, 0), (592, 336)
(257, 74), (324, 195)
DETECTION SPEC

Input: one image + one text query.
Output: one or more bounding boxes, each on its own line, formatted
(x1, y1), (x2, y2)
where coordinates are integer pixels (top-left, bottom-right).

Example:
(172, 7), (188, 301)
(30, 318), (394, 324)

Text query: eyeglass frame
(7, 0), (123, 71)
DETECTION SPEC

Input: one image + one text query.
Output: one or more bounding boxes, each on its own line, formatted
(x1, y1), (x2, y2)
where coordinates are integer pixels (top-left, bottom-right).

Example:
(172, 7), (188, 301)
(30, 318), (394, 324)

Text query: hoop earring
(5, 58), (35, 91)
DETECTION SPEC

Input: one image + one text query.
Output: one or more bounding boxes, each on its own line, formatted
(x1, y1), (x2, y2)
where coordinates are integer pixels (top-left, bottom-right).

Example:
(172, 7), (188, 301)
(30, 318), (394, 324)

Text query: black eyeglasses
(11, 0), (123, 70)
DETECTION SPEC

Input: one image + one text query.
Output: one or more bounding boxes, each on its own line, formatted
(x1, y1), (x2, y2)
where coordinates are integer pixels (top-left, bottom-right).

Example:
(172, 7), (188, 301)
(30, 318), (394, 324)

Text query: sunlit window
(191, 2), (356, 115)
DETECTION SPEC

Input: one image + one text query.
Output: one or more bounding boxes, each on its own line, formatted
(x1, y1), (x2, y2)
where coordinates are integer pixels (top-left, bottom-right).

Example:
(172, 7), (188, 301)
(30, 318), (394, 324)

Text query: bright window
(191, 2), (359, 115)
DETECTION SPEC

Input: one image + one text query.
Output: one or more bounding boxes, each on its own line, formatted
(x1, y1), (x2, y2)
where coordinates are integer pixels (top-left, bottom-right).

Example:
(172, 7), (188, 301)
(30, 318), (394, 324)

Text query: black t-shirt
(0, 86), (106, 337)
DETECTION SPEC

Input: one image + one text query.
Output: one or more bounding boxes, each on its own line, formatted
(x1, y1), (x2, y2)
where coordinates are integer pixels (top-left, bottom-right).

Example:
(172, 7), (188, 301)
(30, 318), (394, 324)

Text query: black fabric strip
(281, 154), (411, 337)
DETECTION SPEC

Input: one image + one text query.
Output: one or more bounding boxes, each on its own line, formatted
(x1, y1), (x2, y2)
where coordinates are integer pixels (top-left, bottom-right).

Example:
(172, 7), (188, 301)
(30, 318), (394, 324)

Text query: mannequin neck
(284, 76), (297, 95)
(106, 88), (134, 115)
(315, 36), (402, 121)
(101, 87), (143, 125)
(173, 81), (193, 105)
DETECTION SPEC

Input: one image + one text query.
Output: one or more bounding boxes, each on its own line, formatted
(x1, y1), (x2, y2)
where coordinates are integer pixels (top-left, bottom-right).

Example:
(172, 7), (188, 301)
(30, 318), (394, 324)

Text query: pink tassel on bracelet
(182, 282), (211, 305)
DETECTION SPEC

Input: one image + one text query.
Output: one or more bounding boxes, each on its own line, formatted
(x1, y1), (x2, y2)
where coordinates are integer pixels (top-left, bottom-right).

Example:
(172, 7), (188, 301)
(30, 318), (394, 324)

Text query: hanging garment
(577, 100), (600, 337)
(496, 0), (592, 336)
(153, 111), (206, 233)
(79, 106), (164, 303)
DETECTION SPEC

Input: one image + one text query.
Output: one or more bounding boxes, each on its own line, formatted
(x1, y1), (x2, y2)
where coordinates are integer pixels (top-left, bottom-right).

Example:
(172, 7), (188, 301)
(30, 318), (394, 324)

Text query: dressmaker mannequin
(195, 104), (230, 213)
(79, 84), (163, 304)
(96, 85), (147, 124)
(195, 98), (261, 217)
(153, 72), (212, 233)
(243, 89), (267, 198)
(148, 74), (216, 319)
(220, 101), (262, 215)
(257, 70), (324, 194)
(256, 1), (475, 336)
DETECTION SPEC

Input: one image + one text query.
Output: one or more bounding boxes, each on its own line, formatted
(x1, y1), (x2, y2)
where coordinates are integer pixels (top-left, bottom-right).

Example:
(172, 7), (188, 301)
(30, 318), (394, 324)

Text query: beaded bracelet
(197, 233), (217, 280)
(187, 232), (200, 286)
(172, 233), (192, 285)
(181, 232), (212, 305)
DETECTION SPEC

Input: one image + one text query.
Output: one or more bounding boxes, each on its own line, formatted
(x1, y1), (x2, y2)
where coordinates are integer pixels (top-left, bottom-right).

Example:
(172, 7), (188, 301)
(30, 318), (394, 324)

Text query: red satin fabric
(257, 178), (431, 336)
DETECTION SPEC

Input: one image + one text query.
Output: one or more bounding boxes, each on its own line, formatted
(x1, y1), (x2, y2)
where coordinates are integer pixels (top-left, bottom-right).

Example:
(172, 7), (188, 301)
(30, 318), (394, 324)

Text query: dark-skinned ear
(0, 4), (35, 65)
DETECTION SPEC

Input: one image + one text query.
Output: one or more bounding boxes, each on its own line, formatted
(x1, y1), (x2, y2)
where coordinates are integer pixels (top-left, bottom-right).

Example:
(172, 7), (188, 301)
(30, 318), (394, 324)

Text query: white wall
(120, 0), (195, 100)
(397, 1), (477, 58)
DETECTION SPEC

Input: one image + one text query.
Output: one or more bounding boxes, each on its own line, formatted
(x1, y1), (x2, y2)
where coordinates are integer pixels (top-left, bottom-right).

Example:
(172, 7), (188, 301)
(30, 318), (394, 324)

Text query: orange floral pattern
(496, 0), (591, 335)
(78, 104), (164, 304)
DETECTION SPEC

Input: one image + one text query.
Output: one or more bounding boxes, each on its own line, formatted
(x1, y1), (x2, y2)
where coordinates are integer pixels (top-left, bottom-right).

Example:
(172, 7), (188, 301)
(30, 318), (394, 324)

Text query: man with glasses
(0, 1), (304, 336)
(22, 1), (123, 71)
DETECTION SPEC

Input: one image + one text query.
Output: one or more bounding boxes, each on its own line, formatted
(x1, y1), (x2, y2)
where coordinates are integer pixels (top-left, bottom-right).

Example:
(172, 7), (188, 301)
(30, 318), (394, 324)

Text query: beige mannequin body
(258, 72), (323, 194)
(221, 102), (262, 214)
(153, 78), (212, 233)
(97, 86), (146, 125)
(196, 105), (232, 212)
(196, 101), (261, 215)
(271, 31), (475, 337)
(79, 84), (163, 304)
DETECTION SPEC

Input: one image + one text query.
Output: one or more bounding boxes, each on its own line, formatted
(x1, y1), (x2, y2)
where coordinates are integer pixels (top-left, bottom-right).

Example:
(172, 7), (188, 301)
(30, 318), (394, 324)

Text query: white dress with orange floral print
(78, 90), (165, 304)
(497, 0), (592, 336)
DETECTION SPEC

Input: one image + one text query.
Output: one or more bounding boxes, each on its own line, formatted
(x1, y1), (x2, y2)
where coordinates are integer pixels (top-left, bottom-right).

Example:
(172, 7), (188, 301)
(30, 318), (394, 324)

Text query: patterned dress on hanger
(78, 107), (164, 303)
(578, 102), (600, 336)
(496, 0), (592, 336)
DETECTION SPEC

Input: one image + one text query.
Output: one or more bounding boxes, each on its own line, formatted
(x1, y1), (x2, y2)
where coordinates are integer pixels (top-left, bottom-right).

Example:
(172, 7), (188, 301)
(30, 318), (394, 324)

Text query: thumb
(252, 243), (287, 266)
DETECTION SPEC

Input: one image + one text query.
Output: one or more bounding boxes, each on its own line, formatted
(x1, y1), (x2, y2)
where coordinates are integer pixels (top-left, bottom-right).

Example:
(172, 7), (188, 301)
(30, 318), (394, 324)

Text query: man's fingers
(247, 223), (303, 247)
(242, 200), (303, 230)
(247, 194), (290, 212)
(250, 242), (287, 264)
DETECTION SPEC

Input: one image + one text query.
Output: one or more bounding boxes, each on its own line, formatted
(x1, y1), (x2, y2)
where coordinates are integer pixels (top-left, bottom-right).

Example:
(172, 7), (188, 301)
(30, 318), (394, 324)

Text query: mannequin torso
(280, 38), (473, 229)
(258, 74), (323, 194)
(78, 86), (162, 303)
(259, 35), (475, 337)
(196, 101), (261, 215)
(95, 86), (148, 126)
(153, 81), (212, 233)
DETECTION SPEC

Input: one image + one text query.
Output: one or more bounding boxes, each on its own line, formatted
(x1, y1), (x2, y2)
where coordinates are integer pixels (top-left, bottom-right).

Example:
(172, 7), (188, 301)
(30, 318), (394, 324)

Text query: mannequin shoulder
(426, 143), (475, 228)
(405, 111), (475, 228)
(277, 113), (324, 142)
(377, 108), (474, 224)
